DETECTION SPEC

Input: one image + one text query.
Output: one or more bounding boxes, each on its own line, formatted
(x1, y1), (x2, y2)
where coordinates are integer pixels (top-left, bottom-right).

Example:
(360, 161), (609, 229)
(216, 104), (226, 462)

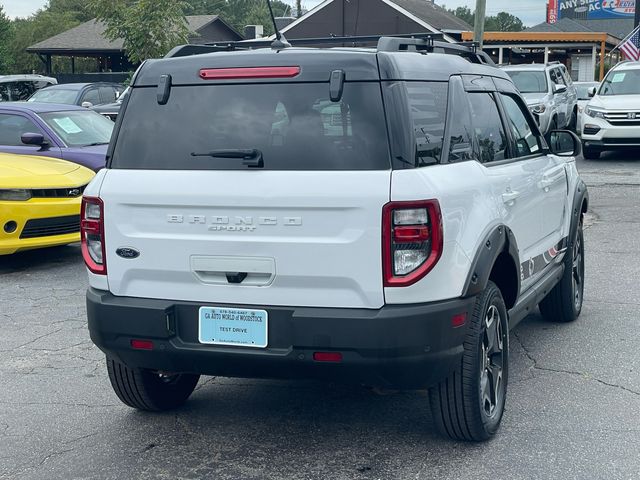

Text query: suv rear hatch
(100, 52), (392, 309)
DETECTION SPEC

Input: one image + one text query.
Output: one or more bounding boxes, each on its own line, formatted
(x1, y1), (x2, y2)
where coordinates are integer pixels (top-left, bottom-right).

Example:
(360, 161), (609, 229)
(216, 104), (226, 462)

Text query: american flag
(620, 26), (640, 61)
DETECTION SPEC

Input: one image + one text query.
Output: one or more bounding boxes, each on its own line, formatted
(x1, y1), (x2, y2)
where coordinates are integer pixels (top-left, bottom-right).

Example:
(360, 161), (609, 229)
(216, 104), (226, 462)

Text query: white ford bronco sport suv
(582, 61), (640, 159)
(83, 35), (588, 442)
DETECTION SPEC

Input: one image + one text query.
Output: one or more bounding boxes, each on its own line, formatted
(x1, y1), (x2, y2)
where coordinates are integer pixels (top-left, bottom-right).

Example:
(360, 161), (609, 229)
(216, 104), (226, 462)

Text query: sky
(1, 0), (547, 26)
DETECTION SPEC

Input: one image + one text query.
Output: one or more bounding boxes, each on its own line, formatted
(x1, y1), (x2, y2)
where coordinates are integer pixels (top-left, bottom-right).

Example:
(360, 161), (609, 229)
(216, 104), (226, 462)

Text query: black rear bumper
(87, 288), (475, 389)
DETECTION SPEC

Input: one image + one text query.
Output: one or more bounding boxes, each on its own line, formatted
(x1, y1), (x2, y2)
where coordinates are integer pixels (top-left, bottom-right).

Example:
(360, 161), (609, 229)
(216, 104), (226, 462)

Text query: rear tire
(429, 281), (509, 441)
(106, 357), (200, 411)
(568, 109), (577, 131)
(540, 220), (584, 323)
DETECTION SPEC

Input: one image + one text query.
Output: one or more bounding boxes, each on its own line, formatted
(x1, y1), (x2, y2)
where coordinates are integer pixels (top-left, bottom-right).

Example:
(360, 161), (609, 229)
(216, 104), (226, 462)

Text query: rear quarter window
(383, 81), (449, 168)
(110, 82), (391, 171)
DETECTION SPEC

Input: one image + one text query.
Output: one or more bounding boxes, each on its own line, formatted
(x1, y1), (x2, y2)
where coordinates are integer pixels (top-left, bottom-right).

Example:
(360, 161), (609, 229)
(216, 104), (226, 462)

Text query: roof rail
(165, 33), (494, 65)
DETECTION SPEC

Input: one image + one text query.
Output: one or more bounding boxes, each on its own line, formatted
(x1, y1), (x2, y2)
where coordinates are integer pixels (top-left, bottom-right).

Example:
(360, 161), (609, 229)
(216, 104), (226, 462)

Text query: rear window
(29, 88), (78, 104)
(505, 71), (548, 94)
(111, 82), (391, 170)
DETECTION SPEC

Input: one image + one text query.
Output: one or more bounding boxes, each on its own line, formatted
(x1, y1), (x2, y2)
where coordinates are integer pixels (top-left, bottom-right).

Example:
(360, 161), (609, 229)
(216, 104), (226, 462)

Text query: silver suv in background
(501, 63), (578, 135)
(0, 74), (57, 102)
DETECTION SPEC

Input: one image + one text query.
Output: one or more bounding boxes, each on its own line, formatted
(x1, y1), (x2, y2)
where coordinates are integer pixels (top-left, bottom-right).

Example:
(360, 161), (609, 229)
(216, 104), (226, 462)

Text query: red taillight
(313, 352), (343, 362)
(199, 66), (301, 80)
(382, 200), (443, 287)
(81, 196), (106, 275)
(131, 339), (154, 350)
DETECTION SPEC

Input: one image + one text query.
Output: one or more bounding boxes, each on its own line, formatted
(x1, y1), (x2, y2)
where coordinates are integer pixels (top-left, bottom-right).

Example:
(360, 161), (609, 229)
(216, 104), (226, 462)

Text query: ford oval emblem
(116, 247), (140, 259)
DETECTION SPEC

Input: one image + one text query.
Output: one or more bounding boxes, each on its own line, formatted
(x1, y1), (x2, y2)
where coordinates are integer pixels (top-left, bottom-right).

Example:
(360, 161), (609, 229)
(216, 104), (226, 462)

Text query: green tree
(490, 12), (525, 32)
(47, 0), (95, 22)
(10, 10), (86, 74)
(89, 0), (191, 63)
(451, 6), (474, 26)
(0, 6), (14, 73)
(183, 0), (290, 35)
(449, 7), (524, 33)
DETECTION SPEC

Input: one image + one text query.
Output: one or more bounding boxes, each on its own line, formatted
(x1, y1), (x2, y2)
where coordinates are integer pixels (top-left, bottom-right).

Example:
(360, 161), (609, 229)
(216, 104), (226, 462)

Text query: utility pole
(473, 0), (487, 47)
(296, 0), (302, 18)
(635, 0), (640, 31)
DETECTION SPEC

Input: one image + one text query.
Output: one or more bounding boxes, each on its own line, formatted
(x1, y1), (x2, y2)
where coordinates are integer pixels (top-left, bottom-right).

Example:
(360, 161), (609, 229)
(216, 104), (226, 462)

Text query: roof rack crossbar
(165, 33), (494, 66)
(206, 32), (444, 49)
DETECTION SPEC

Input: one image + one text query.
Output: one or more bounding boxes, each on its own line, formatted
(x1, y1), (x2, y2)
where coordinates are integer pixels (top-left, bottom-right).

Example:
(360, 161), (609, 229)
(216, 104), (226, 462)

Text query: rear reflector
(199, 66), (301, 80)
(313, 352), (343, 362)
(130, 339), (154, 351)
(451, 313), (467, 328)
(393, 225), (430, 243)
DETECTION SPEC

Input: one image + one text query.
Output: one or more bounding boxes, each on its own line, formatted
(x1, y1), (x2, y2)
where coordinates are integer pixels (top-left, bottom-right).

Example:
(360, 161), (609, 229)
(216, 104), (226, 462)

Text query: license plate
(198, 307), (268, 348)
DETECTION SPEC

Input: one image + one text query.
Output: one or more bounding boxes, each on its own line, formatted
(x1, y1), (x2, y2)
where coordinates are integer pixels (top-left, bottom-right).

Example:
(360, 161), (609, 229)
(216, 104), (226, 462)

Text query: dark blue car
(0, 103), (114, 171)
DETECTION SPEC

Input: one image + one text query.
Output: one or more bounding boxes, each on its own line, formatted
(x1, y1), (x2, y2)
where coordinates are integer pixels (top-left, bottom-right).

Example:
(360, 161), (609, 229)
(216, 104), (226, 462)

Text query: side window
(0, 85), (9, 102)
(9, 81), (38, 101)
(81, 88), (101, 105)
(560, 66), (573, 86)
(408, 82), (449, 166)
(550, 68), (565, 86)
(0, 113), (45, 146)
(99, 86), (117, 104)
(500, 94), (542, 158)
(446, 77), (474, 163)
(468, 93), (507, 163)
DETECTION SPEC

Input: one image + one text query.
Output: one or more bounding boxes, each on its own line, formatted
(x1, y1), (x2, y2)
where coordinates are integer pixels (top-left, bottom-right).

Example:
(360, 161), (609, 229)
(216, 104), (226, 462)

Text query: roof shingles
(28, 16), (226, 53)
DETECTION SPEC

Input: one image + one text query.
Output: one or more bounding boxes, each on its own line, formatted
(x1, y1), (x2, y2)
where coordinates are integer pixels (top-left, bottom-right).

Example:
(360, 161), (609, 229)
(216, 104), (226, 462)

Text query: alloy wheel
(572, 231), (584, 311)
(480, 305), (505, 418)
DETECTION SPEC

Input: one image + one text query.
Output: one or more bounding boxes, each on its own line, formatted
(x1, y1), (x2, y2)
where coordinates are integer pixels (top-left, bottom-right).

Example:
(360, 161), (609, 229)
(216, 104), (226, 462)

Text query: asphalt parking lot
(1, 152), (639, 480)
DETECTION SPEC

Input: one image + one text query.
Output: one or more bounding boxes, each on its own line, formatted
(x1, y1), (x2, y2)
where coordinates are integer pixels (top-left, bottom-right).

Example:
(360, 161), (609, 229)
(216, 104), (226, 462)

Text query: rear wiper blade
(190, 148), (263, 168)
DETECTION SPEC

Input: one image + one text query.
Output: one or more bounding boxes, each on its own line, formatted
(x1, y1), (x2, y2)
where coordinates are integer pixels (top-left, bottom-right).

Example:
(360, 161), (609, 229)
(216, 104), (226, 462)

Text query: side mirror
(81, 101), (93, 108)
(554, 84), (568, 94)
(21, 132), (49, 147)
(548, 130), (582, 157)
(588, 86), (597, 97)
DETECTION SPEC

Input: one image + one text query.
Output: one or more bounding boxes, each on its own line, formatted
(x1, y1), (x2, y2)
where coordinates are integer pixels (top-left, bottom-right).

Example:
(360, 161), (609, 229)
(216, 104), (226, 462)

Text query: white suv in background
(582, 61), (640, 159)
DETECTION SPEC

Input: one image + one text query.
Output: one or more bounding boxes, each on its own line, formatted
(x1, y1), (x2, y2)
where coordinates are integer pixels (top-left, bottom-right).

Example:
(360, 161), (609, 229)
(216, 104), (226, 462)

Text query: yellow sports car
(0, 152), (95, 255)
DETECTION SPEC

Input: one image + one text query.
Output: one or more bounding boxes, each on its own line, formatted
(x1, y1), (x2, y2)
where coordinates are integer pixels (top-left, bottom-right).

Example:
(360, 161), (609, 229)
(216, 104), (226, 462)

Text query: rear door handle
(502, 190), (521, 205)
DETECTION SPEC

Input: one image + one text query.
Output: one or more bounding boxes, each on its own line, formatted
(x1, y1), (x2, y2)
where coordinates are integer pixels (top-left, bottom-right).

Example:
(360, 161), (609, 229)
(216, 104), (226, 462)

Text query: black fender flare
(462, 225), (521, 300)
(569, 179), (589, 246)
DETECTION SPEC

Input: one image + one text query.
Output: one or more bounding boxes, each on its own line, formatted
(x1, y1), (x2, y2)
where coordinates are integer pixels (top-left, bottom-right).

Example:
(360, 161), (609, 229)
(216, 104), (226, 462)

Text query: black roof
(134, 46), (507, 87)
(38, 82), (123, 90)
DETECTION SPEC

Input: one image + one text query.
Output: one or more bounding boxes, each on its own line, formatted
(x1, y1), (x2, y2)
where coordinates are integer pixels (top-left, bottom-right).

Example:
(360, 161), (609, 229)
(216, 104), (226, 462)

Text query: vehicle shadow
(0, 243), (82, 274)
(584, 149), (640, 163)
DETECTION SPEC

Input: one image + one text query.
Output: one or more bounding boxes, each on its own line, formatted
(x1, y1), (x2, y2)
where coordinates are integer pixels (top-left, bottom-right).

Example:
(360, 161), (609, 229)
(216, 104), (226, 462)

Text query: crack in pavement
(0, 327), (64, 353)
(512, 331), (640, 397)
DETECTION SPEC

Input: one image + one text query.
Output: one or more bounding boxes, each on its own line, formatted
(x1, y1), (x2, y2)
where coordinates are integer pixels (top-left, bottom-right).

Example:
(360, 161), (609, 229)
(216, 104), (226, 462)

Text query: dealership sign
(549, 0), (635, 21)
